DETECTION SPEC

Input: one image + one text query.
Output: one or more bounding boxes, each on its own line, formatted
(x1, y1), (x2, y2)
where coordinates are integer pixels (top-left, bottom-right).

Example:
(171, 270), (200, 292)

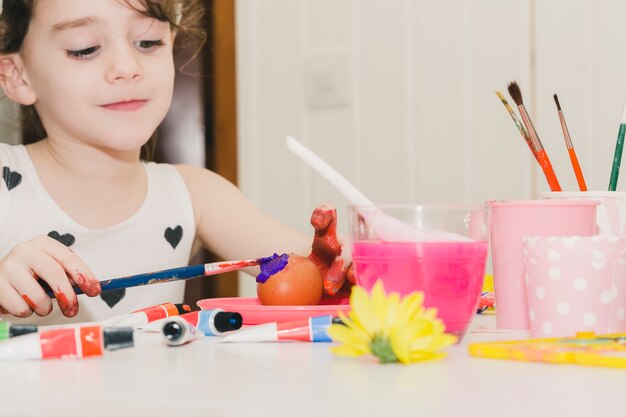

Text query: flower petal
(409, 351), (448, 363)
(331, 344), (370, 357)
(328, 323), (371, 347)
(396, 292), (425, 326)
(383, 292), (401, 333)
(389, 326), (412, 364)
(370, 280), (388, 333)
(350, 285), (377, 335)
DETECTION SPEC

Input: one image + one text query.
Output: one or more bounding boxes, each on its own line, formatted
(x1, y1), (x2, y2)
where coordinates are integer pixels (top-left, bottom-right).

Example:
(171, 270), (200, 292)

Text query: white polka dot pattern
(522, 236), (626, 337)
(556, 302), (570, 316)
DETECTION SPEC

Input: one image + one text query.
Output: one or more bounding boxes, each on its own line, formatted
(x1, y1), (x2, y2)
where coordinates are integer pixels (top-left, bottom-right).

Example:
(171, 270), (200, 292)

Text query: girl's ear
(0, 55), (37, 105)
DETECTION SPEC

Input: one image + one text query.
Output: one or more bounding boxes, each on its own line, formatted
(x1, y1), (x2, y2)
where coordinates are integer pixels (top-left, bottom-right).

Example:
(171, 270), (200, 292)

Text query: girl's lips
(101, 100), (148, 111)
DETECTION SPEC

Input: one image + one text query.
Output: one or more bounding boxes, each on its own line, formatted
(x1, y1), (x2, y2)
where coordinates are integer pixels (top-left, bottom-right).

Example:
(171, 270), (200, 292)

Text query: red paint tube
(219, 315), (343, 343)
(103, 302), (190, 327)
(0, 325), (133, 360)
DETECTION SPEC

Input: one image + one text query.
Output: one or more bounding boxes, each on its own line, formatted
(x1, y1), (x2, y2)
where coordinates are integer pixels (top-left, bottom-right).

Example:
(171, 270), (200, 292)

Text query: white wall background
(236, 0), (626, 295)
(3, 1), (626, 297)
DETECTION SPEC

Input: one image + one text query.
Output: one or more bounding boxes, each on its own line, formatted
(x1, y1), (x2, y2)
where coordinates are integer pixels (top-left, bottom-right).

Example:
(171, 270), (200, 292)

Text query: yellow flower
(328, 280), (457, 364)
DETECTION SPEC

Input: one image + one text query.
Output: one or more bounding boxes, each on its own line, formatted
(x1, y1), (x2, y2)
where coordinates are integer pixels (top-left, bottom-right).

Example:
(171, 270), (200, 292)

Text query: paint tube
(161, 316), (203, 347)
(0, 325), (133, 360)
(143, 309), (242, 336)
(180, 309), (242, 336)
(219, 315), (343, 343)
(0, 321), (38, 340)
(102, 302), (190, 327)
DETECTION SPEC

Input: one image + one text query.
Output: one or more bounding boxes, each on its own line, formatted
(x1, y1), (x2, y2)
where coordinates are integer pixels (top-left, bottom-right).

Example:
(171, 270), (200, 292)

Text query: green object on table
(0, 321), (9, 341)
(0, 321), (37, 340)
(609, 121), (626, 191)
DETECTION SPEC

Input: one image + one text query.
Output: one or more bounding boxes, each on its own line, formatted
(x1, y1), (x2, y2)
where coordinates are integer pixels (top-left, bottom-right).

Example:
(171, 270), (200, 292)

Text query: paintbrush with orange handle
(507, 82), (562, 191)
(554, 94), (587, 191)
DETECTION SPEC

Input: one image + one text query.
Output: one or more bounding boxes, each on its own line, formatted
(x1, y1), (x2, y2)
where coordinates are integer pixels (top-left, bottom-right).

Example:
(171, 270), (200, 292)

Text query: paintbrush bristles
(553, 94), (562, 111)
(507, 82), (523, 106)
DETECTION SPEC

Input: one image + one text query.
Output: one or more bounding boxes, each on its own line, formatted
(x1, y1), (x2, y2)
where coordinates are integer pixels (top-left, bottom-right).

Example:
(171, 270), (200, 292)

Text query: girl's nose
(105, 43), (144, 83)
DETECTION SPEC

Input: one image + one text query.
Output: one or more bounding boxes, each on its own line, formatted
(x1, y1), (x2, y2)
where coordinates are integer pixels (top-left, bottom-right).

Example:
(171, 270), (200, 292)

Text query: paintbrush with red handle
(507, 82), (562, 191)
(554, 94), (587, 191)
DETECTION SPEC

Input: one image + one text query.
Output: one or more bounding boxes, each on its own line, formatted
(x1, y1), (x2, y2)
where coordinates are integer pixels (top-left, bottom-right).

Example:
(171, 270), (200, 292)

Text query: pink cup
(488, 200), (598, 329)
(542, 191), (626, 236)
(523, 236), (626, 338)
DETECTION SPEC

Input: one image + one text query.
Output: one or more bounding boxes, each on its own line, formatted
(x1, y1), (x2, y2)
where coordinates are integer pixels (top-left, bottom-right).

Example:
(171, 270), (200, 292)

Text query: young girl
(0, 0), (316, 325)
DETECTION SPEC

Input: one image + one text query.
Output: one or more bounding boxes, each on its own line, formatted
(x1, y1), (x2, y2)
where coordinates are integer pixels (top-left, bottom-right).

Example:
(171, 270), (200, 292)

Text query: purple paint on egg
(256, 253), (289, 283)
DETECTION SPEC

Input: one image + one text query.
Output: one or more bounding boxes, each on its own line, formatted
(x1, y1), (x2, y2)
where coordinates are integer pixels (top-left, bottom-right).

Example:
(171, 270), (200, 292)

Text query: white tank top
(0, 143), (195, 325)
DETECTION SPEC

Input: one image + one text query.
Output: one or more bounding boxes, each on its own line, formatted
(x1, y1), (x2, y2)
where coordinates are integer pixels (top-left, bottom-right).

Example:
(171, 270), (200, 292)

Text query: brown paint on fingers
(55, 290), (78, 317)
(21, 294), (38, 310)
(73, 272), (101, 297)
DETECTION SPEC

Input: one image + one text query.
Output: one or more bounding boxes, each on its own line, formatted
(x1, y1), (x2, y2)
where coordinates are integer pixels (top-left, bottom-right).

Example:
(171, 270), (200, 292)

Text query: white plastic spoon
(286, 136), (469, 242)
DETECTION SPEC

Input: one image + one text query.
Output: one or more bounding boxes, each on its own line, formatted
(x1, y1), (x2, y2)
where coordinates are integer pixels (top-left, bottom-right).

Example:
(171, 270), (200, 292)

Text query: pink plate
(196, 297), (350, 325)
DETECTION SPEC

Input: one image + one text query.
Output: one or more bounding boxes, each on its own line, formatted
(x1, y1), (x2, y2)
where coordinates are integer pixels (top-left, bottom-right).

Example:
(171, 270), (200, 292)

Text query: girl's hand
(0, 236), (101, 318)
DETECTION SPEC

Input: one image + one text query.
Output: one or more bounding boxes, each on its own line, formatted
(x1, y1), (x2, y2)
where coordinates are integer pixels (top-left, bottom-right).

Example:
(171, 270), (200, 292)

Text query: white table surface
(2, 314), (625, 417)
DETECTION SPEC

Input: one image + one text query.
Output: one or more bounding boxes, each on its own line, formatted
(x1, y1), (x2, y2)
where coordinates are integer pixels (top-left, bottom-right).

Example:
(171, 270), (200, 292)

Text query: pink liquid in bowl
(352, 240), (488, 337)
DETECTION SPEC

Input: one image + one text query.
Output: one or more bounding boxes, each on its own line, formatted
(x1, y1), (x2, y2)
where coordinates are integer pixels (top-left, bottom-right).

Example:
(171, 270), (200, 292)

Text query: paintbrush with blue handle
(41, 253), (289, 297)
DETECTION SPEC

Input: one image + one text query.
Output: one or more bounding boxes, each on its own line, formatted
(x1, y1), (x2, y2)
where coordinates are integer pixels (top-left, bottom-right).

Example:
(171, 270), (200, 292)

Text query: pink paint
(352, 240), (488, 336)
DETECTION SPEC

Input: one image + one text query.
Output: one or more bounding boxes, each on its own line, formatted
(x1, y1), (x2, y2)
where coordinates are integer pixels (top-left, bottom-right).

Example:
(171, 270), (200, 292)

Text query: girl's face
(18, 0), (176, 154)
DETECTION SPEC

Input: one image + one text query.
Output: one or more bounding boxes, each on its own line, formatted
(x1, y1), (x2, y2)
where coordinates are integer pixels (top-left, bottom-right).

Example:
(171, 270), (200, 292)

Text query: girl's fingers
(0, 235), (99, 318)
(9, 270), (54, 317)
(39, 236), (101, 297)
(29, 252), (79, 318)
(0, 280), (33, 318)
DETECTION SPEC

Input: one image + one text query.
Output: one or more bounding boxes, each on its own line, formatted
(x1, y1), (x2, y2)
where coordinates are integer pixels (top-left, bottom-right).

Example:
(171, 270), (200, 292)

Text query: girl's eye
(66, 46), (100, 59)
(135, 39), (165, 50)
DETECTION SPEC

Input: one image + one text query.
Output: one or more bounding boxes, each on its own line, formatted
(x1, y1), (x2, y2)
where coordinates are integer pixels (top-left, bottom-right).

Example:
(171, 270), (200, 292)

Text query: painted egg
(257, 254), (323, 305)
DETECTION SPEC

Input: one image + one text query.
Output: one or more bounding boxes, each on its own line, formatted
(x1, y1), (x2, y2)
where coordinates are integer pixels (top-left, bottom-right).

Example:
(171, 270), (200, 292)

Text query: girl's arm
(176, 164), (312, 261)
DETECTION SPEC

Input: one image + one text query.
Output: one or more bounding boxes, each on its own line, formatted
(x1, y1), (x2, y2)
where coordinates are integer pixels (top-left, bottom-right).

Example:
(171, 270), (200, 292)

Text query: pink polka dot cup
(523, 236), (626, 338)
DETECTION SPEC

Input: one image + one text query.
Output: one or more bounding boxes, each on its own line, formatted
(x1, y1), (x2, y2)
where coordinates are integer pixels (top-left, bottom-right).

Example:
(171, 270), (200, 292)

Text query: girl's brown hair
(0, 0), (206, 160)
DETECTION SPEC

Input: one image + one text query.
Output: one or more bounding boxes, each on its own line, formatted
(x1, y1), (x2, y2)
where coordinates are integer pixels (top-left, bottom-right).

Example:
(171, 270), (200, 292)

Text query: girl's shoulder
(173, 163), (246, 226)
(0, 142), (25, 163)
(174, 163), (239, 200)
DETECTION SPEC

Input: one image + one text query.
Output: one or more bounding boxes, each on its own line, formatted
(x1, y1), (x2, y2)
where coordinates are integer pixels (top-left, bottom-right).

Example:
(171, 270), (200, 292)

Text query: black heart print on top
(47, 231), (75, 247)
(164, 225), (183, 249)
(2, 167), (22, 190)
(100, 289), (126, 308)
